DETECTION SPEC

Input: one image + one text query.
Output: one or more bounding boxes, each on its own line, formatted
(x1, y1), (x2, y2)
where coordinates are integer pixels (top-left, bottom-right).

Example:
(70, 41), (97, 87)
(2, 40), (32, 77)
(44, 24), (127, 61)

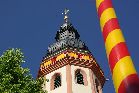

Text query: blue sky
(0, 0), (139, 93)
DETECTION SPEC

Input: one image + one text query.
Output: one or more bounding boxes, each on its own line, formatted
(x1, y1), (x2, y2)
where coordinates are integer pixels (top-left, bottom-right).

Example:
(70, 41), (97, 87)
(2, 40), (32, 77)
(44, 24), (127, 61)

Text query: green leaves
(0, 48), (47, 93)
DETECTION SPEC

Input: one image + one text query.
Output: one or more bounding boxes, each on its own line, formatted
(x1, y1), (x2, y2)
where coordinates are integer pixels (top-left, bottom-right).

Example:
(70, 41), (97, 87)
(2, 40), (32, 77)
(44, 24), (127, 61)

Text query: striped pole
(96, 0), (139, 93)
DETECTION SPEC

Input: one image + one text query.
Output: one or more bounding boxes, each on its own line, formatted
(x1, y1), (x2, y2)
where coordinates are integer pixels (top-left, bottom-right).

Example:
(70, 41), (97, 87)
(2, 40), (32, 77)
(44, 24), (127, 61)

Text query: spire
(47, 9), (89, 54)
(62, 8), (70, 23)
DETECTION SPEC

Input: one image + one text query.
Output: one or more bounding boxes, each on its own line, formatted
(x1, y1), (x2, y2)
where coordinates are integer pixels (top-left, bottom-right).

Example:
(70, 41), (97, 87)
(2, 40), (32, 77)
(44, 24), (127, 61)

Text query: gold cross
(62, 8), (70, 15)
(62, 8), (70, 22)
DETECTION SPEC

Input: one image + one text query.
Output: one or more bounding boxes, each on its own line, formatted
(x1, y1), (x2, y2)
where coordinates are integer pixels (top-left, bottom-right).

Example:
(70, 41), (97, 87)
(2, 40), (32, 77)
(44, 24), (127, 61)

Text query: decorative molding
(38, 48), (105, 87)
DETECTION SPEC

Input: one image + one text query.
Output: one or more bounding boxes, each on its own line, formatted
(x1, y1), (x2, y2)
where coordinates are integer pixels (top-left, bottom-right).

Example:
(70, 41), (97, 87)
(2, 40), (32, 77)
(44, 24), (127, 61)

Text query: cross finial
(62, 8), (70, 22)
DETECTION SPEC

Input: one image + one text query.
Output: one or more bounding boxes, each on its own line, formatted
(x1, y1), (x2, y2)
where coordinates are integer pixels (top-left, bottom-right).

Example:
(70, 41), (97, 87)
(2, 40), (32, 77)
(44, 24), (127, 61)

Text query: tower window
(54, 74), (61, 89)
(75, 69), (84, 85)
(51, 73), (61, 90)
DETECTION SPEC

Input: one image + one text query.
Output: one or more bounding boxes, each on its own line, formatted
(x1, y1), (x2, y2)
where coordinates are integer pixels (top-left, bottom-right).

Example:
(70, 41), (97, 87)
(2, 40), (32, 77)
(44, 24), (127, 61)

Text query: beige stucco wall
(71, 65), (93, 93)
(43, 66), (67, 93)
(43, 65), (102, 93)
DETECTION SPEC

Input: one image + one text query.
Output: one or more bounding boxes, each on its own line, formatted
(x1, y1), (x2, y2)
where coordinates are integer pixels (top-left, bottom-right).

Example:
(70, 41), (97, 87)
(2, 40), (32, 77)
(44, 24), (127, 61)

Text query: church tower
(38, 9), (105, 93)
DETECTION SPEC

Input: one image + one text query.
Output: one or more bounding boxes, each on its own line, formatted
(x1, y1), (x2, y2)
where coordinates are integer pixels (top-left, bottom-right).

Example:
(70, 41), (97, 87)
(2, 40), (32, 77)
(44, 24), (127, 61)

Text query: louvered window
(54, 74), (61, 89)
(75, 70), (84, 85)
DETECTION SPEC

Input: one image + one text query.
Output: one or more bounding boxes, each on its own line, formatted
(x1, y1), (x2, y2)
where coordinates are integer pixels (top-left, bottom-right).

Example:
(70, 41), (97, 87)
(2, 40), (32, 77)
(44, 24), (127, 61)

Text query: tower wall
(43, 66), (67, 93)
(71, 65), (94, 93)
(42, 64), (102, 93)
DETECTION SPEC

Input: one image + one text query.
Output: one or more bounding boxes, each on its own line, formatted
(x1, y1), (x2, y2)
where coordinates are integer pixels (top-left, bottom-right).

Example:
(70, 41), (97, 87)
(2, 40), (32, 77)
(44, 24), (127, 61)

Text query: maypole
(96, 0), (139, 93)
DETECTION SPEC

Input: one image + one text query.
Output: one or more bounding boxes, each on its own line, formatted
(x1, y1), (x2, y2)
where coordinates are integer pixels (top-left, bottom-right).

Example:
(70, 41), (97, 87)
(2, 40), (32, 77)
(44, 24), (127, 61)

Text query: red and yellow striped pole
(96, 0), (139, 93)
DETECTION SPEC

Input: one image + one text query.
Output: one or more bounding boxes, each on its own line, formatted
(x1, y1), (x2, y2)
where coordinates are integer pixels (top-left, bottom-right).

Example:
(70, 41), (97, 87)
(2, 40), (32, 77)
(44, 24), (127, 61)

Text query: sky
(0, 0), (139, 93)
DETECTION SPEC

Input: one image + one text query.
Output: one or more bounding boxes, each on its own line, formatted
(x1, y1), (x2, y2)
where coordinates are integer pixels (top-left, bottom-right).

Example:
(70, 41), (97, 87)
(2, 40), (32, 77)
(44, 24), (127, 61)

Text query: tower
(38, 9), (105, 93)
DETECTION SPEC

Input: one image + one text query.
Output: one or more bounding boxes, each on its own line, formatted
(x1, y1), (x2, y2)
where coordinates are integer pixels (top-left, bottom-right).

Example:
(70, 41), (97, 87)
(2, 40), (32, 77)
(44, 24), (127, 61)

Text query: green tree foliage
(0, 48), (47, 93)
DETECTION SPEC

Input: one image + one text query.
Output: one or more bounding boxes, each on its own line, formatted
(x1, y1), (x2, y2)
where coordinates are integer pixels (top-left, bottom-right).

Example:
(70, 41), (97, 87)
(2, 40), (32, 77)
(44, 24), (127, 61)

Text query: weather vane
(62, 8), (70, 22)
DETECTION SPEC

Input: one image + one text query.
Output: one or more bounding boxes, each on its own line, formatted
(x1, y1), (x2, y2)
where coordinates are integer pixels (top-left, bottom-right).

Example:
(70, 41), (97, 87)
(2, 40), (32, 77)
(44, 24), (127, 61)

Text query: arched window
(51, 73), (61, 90)
(75, 69), (84, 85)
(54, 74), (61, 89)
